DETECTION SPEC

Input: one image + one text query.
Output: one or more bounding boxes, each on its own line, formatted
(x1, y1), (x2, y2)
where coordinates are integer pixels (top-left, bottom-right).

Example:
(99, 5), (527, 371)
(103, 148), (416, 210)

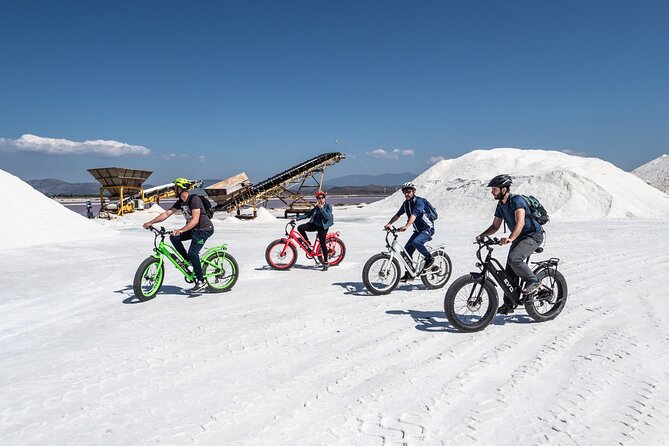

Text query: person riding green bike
(384, 182), (435, 282)
(476, 174), (544, 315)
(143, 177), (214, 292)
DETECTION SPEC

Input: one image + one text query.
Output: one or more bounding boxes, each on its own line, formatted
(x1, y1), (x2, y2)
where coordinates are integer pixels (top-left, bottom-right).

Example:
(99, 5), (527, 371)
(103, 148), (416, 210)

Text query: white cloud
(0, 134), (150, 156)
(197, 155), (207, 162)
(427, 155), (445, 165)
(366, 148), (415, 160)
(161, 153), (189, 160)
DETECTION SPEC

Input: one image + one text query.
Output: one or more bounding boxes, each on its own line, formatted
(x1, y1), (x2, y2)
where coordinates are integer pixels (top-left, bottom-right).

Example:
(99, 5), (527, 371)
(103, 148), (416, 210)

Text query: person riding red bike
(265, 191), (345, 271)
(291, 190), (334, 271)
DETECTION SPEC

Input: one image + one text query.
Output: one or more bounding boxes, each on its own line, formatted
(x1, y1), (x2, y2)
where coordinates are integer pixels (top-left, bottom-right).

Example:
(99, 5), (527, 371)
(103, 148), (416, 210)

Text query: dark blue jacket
(395, 196), (434, 233)
(297, 203), (334, 229)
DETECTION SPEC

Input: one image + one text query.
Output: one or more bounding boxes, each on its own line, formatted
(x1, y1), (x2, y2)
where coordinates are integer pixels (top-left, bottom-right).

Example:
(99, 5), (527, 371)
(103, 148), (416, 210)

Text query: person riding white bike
(384, 182), (435, 282)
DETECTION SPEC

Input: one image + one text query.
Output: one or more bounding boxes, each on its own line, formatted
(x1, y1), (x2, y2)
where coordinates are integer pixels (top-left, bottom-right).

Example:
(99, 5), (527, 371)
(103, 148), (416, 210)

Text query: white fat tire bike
(362, 227), (452, 295)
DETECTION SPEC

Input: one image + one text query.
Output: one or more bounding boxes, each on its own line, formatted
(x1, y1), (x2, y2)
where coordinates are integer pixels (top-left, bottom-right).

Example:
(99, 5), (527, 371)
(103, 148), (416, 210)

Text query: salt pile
(633, 154), (669, 194)
(368, 149), (669, 219)
(1, 169), (113, 249)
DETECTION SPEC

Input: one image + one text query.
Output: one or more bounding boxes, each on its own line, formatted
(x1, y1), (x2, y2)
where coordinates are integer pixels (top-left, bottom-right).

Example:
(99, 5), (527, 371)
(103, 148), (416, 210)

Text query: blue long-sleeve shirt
(297, 203), (334, 229)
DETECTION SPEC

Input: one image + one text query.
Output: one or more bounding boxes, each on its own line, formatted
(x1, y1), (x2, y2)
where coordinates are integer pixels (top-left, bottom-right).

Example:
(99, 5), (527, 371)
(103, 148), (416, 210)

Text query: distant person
(142, 177), (214, 292)
(291, 190), (334, 271)
(86, 199), (94, 219)
(476, 174), (544, 315)
(384, 182), (435, 282)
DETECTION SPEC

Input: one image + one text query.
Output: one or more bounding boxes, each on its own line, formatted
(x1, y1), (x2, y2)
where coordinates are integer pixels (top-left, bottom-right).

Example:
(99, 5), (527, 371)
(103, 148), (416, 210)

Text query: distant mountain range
(27, 179), (105, 197)
(26, 174), (416, 196)
(324, 172), (417, 187)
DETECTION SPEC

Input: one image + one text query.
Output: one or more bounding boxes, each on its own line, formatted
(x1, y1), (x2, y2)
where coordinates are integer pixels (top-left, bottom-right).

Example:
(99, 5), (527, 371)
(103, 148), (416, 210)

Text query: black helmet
(487, 174), (512, 188)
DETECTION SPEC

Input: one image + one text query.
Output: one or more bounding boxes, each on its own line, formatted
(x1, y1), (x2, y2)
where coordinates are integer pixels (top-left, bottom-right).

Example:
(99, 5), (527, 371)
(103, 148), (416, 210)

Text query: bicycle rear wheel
(421, 250), (452, 289)
(203, 252), (239, 292)
(325, 238), (346, 266)
(444, 275), (498, 332)
(524, 268), (568, 322)
(133, 257), (164, 300)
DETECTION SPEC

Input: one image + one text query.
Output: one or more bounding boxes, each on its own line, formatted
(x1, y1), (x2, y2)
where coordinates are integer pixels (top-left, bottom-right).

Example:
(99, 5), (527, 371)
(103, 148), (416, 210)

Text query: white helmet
(401, 182), (416, 191)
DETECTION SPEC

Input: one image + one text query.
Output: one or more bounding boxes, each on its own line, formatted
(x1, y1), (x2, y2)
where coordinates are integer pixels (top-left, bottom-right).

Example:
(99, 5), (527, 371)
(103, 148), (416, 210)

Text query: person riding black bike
(476, 174), (544, 315)
(142, 177), (214, 292)
(384, 182), (435, 282)
(291, 190), (334, 271)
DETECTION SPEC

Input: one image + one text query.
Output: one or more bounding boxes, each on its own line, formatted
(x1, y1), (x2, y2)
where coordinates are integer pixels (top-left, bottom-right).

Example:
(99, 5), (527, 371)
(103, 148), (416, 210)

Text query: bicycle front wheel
(203, 252), (239, 292)
(444, 275), (498, 332)
(421, 250), (453, 289)
(265, 239), (297, 270)
(133, 257), (165, 301)
(362, 253), (401, 295)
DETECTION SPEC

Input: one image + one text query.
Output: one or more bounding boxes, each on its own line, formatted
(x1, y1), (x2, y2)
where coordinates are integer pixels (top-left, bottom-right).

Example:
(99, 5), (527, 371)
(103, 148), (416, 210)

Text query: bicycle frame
(279, 222), (340, 260)
(381, 227), (443, 278)
(470, 237), (560, 306)
(148, 226), (229, 281)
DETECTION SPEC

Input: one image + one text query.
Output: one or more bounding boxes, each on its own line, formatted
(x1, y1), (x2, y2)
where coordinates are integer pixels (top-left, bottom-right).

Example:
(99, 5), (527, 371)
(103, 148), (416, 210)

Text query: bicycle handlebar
(146, 225), (173, 236)
(474, 236), (500, 246)
(285, 220), (297, 234)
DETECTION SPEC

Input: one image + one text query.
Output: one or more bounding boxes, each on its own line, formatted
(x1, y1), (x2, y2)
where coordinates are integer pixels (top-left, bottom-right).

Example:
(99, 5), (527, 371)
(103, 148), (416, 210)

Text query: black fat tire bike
(444, 236), (567, 332)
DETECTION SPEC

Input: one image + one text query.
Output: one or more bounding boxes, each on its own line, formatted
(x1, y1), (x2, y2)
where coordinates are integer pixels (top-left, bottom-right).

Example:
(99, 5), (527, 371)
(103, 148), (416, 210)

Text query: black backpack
(188, 194), (215, 219)
(520, 195), (549, 225)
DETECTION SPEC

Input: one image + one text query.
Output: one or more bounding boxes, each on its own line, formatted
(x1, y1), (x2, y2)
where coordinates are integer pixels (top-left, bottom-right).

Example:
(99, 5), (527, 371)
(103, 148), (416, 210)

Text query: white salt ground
(2, 150), (669, 444)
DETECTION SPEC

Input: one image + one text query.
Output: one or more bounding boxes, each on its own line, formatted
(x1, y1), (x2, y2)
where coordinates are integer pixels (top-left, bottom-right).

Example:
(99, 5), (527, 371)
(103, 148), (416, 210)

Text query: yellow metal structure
(87, 167), (153, 217)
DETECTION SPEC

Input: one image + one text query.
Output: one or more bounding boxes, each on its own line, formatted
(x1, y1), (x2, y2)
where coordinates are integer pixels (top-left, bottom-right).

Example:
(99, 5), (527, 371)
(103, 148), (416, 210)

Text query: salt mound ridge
(633, 154), (669, 194)
(368, 149), (669, 219)
(1, 169), (113, 249)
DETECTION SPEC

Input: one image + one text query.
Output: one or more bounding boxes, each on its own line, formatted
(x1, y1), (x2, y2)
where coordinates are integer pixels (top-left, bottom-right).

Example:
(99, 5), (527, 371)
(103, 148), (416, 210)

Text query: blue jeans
(405, 228), (434, 259)
(170, 228), (214, 281)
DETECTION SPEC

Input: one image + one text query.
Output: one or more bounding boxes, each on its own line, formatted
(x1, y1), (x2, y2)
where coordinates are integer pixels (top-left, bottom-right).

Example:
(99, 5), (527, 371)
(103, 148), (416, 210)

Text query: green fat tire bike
(133, 226), (239, 300)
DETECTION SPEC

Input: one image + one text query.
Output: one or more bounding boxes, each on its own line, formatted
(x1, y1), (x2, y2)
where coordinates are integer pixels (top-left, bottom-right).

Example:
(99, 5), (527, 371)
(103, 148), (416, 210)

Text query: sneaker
(497, 303), (515, 315)
(190, 279), (207, 293)
(522, 281), (542, 296)
(422, 256), (434, 272)
(399, 272), (412, 283)
(322, 264), (329, 271)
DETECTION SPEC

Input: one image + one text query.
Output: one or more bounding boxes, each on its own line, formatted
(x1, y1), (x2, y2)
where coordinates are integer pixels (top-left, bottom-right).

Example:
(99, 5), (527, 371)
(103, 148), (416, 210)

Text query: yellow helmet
(173, 177), (194, 190)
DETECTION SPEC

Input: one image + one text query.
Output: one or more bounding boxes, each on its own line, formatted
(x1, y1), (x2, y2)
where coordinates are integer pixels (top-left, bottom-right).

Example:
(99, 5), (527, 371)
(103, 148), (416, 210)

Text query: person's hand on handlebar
(143, 222), (152, 229)
(499, 237), (512, 245)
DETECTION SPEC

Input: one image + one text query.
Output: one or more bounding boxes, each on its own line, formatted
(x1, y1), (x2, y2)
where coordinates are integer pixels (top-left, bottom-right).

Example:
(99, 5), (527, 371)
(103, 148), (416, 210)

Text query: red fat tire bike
(265, 222), (346, 270)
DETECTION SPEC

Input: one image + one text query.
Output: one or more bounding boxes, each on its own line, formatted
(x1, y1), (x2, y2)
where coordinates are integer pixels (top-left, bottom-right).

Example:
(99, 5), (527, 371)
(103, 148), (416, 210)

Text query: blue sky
(1, 0), (667, 184)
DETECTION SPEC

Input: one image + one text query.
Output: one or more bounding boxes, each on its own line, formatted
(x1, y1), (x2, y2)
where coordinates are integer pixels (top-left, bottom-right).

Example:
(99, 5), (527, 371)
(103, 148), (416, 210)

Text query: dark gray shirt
(171, 194), (213, 230)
